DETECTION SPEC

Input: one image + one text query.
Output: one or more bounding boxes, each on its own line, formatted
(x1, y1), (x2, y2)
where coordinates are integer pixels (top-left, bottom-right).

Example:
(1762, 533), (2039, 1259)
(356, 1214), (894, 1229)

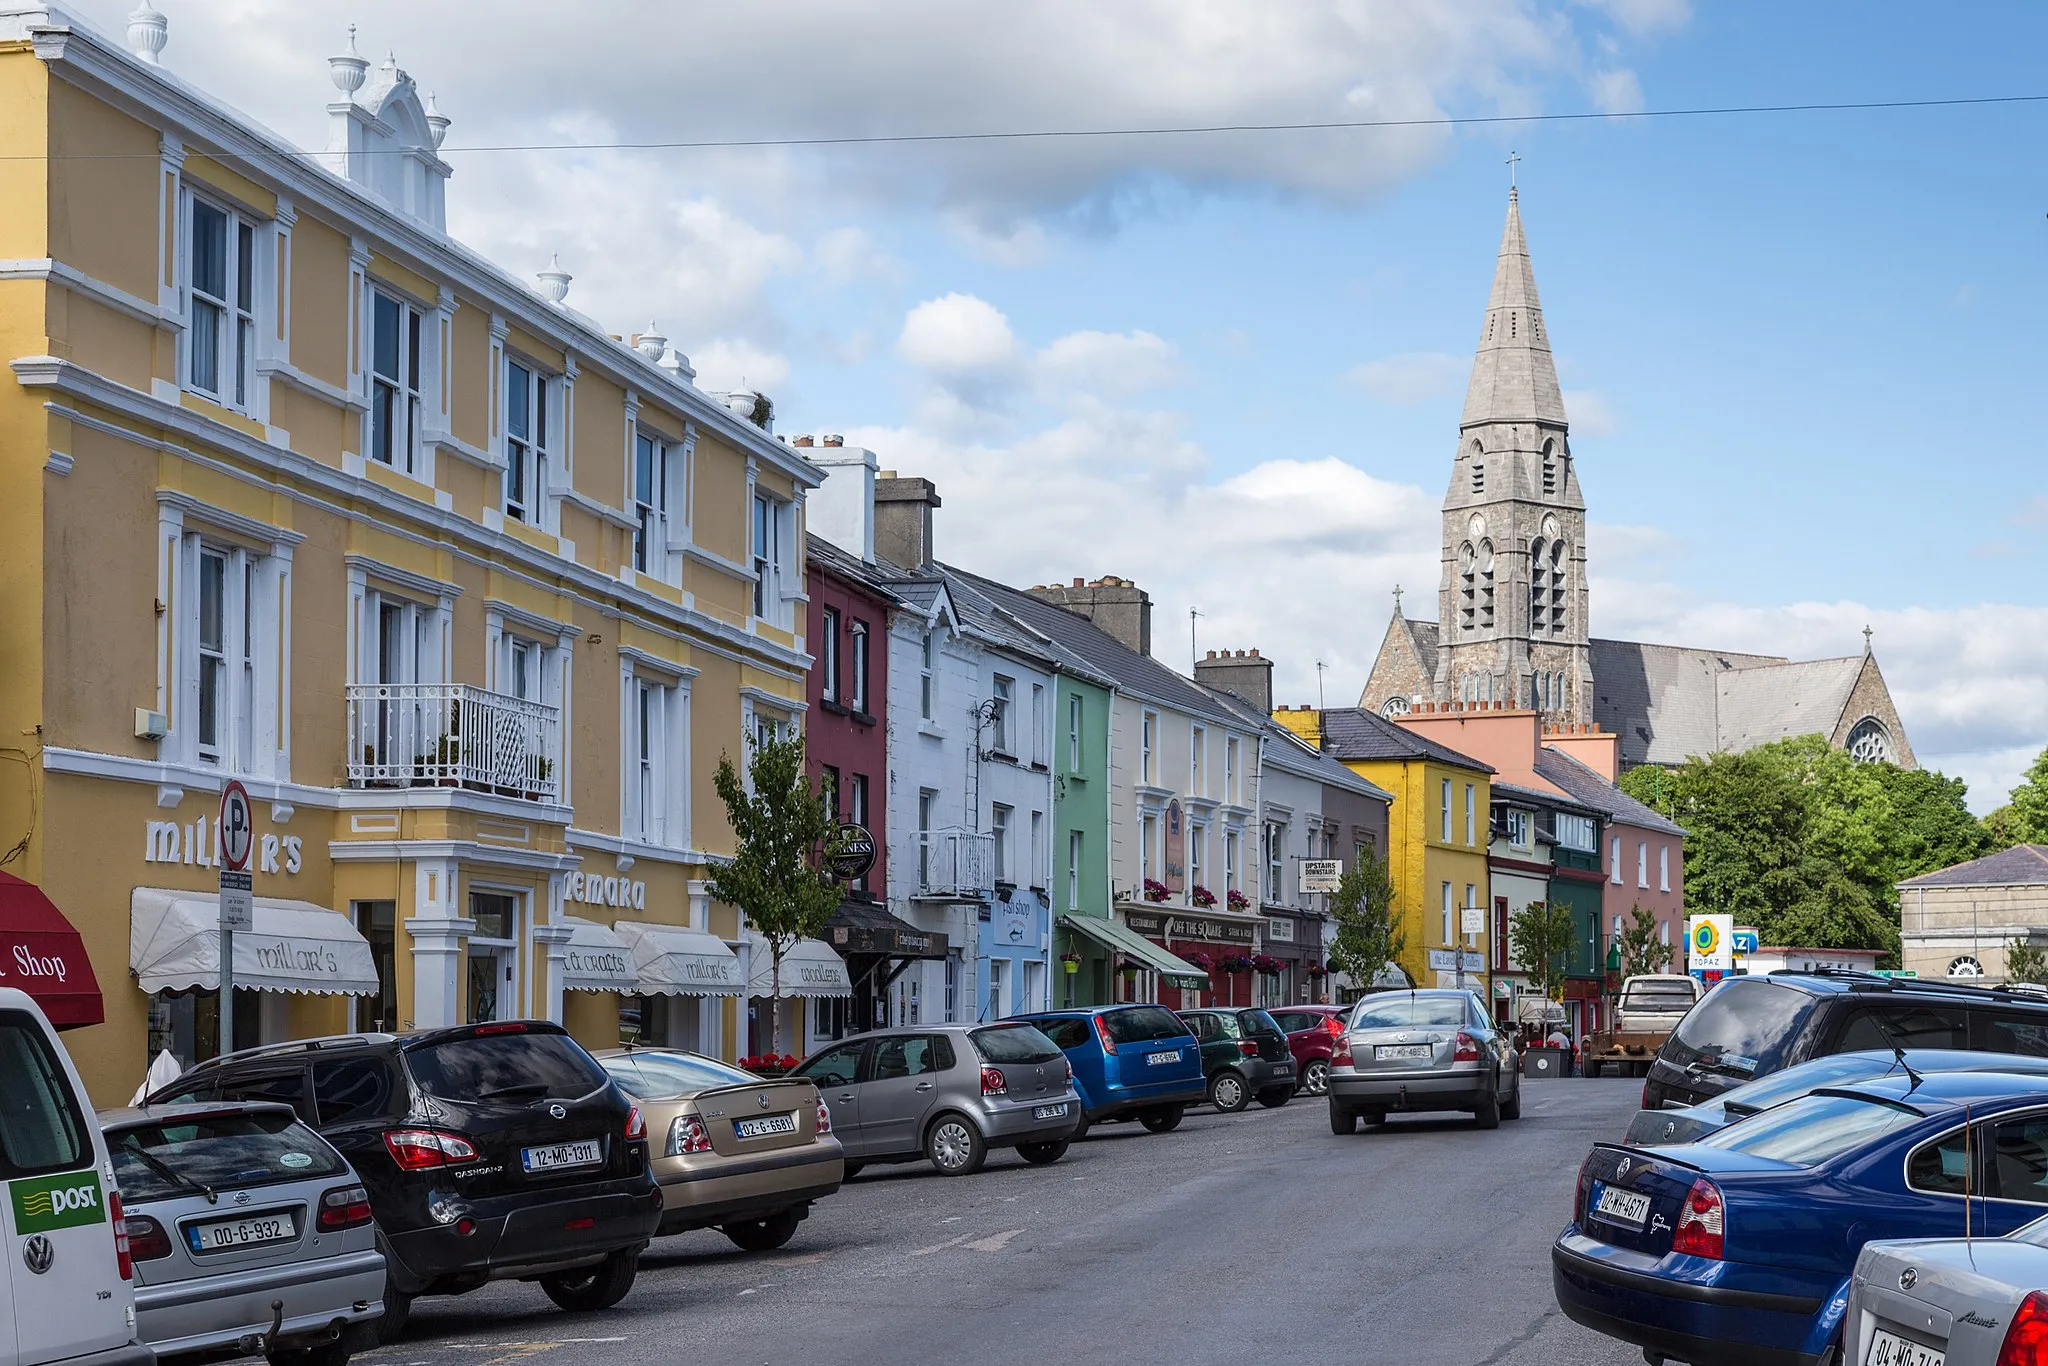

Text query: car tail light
(1238, 1040), (1260, 1057)
(1671, 1177), (1725, 1259)
(1324, 1015), (1345, 1038)
(668, 1115), (714, 1155)
(1332, 1034), (1353, 1067)
(981, 1066), (1007, 1097)
(625, 1105), (646, 1142)
(383, 1128), (480, 1170)
(316, 1184), (374, 1232)
(1063, 1057), (1073, 1084)
(1642, 1079), (1653, 1110)
(109, 1192), (134, 1278)
(122, 1211), (172, 1262)
(1997, 1290), (2048, 1365)
(1094, 1014), (1117, 1055)
(1574, 1155), (1593, 1224)
(1454, 1032), (1481, 1062)
(815, 1100), (832, 1135)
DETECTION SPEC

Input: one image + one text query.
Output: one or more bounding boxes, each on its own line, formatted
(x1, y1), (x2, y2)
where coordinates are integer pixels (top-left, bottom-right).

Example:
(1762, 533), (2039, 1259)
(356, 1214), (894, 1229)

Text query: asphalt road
(363, 1077), (1648, 1366)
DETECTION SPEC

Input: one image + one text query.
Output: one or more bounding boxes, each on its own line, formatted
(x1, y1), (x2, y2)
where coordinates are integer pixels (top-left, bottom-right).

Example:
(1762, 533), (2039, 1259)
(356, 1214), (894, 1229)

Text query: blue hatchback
(1010, 1004), (1206, 1136)
(1555, 1070), (2048, 1366)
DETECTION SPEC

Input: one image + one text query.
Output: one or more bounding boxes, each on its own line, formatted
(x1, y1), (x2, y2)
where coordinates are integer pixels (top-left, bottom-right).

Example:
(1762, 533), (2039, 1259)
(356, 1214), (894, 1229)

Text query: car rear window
(602, 1051), (755, 1098)
(1696, 1091), (1921, 1166)
(1243, 1011), (1283, 1036)
(1622, 981), (1699, 1007)
(1663, 979), (1818, 1079)
(110, 1110), (347, 1200)
(1103, 1007), (1188, 1045)
(1037, 1018), (1091, 1050)
(1719, 1053), (1900, 1116)
(1270, 1011), (1316, 1033)
(971, 1025), (1063, 1064)
(0, 1012), (88, 1177)
(1349, 996), (1468, 1029)
(405, 1031), (608, 1100)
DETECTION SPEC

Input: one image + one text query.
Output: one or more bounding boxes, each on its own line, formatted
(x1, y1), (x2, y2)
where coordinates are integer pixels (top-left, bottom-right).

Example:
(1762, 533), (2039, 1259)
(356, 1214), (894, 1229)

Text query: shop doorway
(467, 889), (521, 1023)
(351, 900), (396, 1032)
(1020, 960), (1046, 1015)
(987, 957), (1010, 1021)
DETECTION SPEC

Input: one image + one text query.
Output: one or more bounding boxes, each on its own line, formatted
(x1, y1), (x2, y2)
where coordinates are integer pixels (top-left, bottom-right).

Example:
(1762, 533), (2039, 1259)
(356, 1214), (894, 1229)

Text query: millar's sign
(145, 814), (304, 875)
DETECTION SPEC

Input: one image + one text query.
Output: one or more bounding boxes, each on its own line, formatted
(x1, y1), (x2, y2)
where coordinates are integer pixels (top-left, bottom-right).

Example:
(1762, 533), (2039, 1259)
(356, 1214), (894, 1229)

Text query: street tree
(1998, 746), (2048, 847)
(1326, 846), (1402, 988)
(2008, 938), (2048, 988)
(1614, 904), (1673, 978)
(706, 730), (845, 1056)
(1509, 900), (1575, 1004)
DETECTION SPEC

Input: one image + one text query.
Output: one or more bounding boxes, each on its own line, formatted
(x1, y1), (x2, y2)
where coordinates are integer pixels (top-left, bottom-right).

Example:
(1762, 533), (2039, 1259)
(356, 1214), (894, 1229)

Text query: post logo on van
(9, 1171), (104, 1234)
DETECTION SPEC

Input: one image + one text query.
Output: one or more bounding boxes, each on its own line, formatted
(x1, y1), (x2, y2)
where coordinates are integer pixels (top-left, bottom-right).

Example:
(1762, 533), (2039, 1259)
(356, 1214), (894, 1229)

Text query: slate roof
(805, 533), (911, 609)
(1714, 657), (1865, 753)
(1588, 637), (1785, 767)
(1534, 747), (1686, 836)
(1197, 687), (1395, 804)
(1461, 190), (1569, 429)
(1407, 619), (1440, 680)
(1317, 707), (1495, 773)
(1898, 844), (2048, 890)
(1490, 777), (1601, 820)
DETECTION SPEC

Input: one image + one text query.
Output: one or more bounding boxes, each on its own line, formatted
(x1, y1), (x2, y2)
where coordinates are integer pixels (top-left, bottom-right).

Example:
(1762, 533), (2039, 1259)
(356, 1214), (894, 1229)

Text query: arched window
(1846, 717), (1894, 764)
(1545, 540), (1567, 635)
(1381, 695), (1411, 719)
(1541, 439), (1558, 496)
(1478, 540), (1496, 630)
(1458, 543), (1477, 632)
(1530, 537), (1548, 634)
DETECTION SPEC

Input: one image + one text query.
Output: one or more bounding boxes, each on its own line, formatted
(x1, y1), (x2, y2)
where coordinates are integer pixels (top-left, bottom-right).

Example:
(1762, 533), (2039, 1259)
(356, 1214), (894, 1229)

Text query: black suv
(150, 1021), (663, 1339)
(1644, 970), (2048, 1111)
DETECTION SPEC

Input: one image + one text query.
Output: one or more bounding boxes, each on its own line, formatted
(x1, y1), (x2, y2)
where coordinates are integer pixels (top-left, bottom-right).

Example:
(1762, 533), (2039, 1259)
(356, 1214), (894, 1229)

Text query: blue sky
(75, 0), (2048, 808)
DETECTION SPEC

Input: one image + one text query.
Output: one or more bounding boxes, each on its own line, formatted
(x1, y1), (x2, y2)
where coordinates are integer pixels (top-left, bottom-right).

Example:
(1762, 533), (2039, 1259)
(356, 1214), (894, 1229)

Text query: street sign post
(217, 781), (254, 1057)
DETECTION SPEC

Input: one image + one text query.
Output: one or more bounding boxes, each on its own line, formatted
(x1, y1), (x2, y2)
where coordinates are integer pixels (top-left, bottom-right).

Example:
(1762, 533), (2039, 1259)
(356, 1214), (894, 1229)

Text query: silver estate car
(792, 1023), (1081, 1176)
(1848, 1218), (2048, 1366)
(1326, 989), (1521, 1133)
(101, 1101), (385, 1366)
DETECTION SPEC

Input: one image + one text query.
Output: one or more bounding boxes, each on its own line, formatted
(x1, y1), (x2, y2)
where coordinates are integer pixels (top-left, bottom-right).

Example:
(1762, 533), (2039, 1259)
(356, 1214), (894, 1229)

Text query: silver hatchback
(101, 1101), (385, 1366)
(1326, 989), (1522, 1132)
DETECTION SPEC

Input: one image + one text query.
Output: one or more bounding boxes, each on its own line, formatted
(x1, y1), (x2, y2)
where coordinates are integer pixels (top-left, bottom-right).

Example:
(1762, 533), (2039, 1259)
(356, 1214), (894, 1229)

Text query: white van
(0, 987), (153, 1366)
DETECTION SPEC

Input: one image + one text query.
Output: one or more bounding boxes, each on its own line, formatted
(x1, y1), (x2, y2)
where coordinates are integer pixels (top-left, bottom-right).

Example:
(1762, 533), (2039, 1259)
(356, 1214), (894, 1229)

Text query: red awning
(0, 870), (104, 1029)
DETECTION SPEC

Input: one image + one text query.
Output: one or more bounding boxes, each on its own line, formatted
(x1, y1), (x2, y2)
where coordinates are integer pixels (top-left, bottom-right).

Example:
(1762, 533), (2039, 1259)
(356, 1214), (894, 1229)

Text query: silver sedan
(1849, 1219), (2048, 1366)
(1325, 989), (1521, 1133)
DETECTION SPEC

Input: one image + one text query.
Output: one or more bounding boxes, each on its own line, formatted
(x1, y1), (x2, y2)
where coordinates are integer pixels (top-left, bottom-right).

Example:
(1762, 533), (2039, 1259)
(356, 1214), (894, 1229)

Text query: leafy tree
(1984, 805), (2029, 852)
(1326, 846), (1403, 987)
(2003, 746), (2048, 846)
(706, 731), (846, 1056)
(2007, 937), (2048, 988)
(1614, 904), (1673, 978)
(1510, 900), (1575, 1003)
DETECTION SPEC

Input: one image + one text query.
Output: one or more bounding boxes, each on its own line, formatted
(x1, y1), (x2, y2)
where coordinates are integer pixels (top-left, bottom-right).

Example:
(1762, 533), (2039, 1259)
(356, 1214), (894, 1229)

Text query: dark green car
(1178, 1009), (1297, 1113)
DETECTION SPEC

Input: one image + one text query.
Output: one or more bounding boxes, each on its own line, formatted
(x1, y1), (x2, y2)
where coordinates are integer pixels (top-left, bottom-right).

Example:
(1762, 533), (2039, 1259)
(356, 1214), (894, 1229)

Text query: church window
(1530, 537), (1548, 634)
(1478, 540), (1496, 631)
(1846, 717), (1894, 764)
(1541, 439), (1558, 496)
(1544, 540), (1567, 635)
(1381, 695), (1411, 719)
(1510, 311), (1517, 338)
(1458, 543), (1477, 632)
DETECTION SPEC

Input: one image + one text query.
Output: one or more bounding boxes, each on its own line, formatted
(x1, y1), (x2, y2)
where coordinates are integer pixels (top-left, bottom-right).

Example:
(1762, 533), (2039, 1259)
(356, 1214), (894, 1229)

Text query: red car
(1267, 1005), (1350, 1096)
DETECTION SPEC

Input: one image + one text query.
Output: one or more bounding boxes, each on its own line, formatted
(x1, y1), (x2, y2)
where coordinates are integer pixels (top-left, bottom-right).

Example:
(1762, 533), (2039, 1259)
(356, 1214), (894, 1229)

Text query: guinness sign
(827, 824), (878, 882)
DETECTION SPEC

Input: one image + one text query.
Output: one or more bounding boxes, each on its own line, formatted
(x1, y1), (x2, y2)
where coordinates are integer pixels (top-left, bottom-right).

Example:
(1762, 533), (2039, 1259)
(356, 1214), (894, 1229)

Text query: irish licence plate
(1865, 1329), (1943, 1366)
(1146, 1050), (1180, 1065)
(1375, 1044), (1433, 1060)
(521, 1138), (603, 1172)
(1589, 1181), (1651, 1229)
(186, 1210), (296, 1253)
(1033, 1103), (1069, 1120)
(734, 1113), (798, 1140)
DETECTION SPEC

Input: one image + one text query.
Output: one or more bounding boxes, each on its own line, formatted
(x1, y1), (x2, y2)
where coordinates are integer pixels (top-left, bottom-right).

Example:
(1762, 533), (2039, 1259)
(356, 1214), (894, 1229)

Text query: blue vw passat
(1555, 1071), (2048, 1366)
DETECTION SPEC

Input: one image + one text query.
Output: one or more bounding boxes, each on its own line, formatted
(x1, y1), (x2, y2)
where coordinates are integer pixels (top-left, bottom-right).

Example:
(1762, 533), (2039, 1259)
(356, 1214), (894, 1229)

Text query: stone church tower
(1429, 187), (1591, 722)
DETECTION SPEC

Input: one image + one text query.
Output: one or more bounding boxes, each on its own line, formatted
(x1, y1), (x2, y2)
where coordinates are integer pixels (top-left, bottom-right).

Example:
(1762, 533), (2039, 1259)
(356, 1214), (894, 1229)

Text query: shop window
(467, 890), (521, 1023)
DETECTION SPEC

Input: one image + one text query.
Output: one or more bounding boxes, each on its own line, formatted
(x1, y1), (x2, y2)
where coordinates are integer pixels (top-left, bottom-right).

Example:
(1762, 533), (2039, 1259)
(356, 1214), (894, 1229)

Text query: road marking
(908, 1232), (975, 1257)
(963, 1228), (1023, 1253)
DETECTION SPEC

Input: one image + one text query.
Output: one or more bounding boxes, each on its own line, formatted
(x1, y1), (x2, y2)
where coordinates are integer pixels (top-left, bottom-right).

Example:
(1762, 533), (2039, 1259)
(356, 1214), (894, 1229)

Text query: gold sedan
(595, 1048), (844, 1252)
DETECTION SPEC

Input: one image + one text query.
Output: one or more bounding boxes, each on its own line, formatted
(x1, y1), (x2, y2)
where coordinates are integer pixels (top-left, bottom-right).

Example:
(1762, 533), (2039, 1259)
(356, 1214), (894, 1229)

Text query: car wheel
(1301, 1058), (1331, 1096)
(1209, 1071), (1249, 1113)
(1328, 1101), (1357, 1135)
(1016, 1139), (1069, 1165)
(841, 1162), (864, 1178)
(541, 1247), (640, 1312)
(267, 1344), (351, 1366)
(374, 1288), (412, 1345)
(1255, 1087), (1292, 1109)
(1474, 1076), (1501, 1130)
(925, 1114), (987, 1176)
(1138, 1105), (1184, 1133)
(1070, 1113), (1092, 1142)
(721, 1209), (801, 1253)
(1501, 1082), (1522, 1121)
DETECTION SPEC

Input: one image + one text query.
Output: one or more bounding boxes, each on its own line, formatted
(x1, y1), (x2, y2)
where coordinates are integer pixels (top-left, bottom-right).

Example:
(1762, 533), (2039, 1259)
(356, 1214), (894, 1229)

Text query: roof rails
(1770, 967), (2048, 1004)
(183, 1033), (393, 1072)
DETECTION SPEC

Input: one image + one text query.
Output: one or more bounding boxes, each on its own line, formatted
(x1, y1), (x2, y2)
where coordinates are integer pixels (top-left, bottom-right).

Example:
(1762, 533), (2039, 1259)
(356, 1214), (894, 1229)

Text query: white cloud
(691, 340), (791, 397)
(1563, 388), (1619, 436)
(1037, 330), (1185, 398)
(1343, 351), (1468, 405)
(1586, 68), (1646, 114)
(897, 293), (1019, 372)
(1576, 0), (1693, 35)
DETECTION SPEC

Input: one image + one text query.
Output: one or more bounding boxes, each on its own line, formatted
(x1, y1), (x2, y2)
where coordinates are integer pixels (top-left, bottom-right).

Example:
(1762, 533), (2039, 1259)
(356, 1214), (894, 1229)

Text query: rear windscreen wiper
(120, 1138), (217, 1204)
(477, 1082), (551, 1100)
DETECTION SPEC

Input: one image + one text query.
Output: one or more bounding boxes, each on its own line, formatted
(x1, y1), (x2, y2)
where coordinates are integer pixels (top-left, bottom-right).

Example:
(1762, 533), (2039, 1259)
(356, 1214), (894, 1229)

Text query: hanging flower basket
(1189, 885), (1217, 908)
(1227, 889), (1252, 911)
(1060, 951), (1083, 973)
(1142, 878), (1172, 903)
(1307, 963), (1331, 979)
(1183, 950), (1216, 972)
(1218, 954), (1254, 974)
(1251, 953), (1284, 977)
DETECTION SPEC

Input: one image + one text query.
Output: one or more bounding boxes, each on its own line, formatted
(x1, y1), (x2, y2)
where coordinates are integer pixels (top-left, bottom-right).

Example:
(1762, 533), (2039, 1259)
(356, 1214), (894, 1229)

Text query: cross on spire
(1392, 584), (1403, 614)
(1506, 149), (1521, 194)
(1863, 624), (1873, 654)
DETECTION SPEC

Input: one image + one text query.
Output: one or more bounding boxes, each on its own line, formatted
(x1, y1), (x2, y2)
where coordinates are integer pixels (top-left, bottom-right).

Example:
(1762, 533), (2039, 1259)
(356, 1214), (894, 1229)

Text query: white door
(987, 958), (1010, 1020)
(1021, 960), (1047, 1014)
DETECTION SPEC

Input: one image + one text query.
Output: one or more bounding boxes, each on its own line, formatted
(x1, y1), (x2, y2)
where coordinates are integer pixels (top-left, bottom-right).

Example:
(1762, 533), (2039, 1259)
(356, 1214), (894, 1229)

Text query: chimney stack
(1025, 576), (1153, 656)
(1194, 647), (1274, 716)
(874, 474), (942, 569)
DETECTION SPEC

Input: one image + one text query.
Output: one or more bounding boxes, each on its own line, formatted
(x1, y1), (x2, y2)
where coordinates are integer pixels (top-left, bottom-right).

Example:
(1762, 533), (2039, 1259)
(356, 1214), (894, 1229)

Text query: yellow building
(1272, 707), (1494, 993)
(0, 11), (826, 1104)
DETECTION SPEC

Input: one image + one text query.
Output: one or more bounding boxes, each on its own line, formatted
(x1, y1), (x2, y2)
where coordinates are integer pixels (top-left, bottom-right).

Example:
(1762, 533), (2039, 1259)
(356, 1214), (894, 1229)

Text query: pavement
(362, 1076), (1648, 1366)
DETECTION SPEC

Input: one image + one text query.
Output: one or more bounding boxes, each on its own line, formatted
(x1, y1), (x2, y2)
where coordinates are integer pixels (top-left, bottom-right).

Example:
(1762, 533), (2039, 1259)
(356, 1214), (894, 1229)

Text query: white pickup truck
(1584, 974), (1702, 1078)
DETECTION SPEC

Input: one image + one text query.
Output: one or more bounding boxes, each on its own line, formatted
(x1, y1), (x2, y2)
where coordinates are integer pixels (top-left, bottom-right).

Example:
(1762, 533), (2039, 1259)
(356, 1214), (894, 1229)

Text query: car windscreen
(0, 1012), (89, 1178)
(1104, 1007), (1189, 1045)
(1621, 981), (1698, 1007)
(405, 1032), (609, 1100)
(1348, 996), (1469, 1030)
(601, 1051), (755, 1098)
(1695, 1091), (1921, 1166)
(1718, 1053), (1900, 1115)
(971, 1025), (1063, 1064)
(110, 1111), (346, 1200)
(1662, 979), (1817, 1079)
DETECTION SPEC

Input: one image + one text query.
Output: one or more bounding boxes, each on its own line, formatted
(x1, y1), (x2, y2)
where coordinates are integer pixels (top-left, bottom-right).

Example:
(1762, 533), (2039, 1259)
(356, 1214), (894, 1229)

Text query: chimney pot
(1249, 648), (1259, 657)
(1072, 577), (1084, 588)
(823, 434), (844, 447)
(793, 435), (814, 447)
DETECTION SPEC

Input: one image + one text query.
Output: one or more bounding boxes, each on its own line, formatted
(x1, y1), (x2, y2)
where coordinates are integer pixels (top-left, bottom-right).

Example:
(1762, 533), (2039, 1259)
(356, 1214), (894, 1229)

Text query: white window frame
(1189, 822), (1206, 892)
(850, 623), (870, 713)
(751, 490), (795, 627)
(819, 607), (841, 703)
(1440, 881), (1454, 946)
(1465, 783), (1477, 846)
(503, 356), (554, 527)
(1506, 809), (1530, 849)
(1067, 830), (1082, 910)
(992, 803), (1013, 883)
(1659, 845), (1671, 893)
(1029, 810), (1044, 890)
(1556, 813), (1597, 853)
(991, 675), (1015, 755)
(369, 288), (424, 475)
(1610, 836), (1623, 884)
(1030, 683), (1046, 766)
(1141, 710), (1158, 784)
(919, 631), (935, 720)
(621, 669), (691, 850)
(1638, 840), (1649, 889)
(1440, 779), (1452, 843)
(1191, 726), (1206, 797)
(169, 516), (293, 780)
(632, 429), (670, 576)
(1141, 812), (1158, 885)
(918, 788), (937, 887)
(1225, 830), (1240, 893)
(1067, 693), (1082, 772)
(1263, 820), (1285, 904)
(183, 192), (259, 412)
(1225, 737), (1239, 804)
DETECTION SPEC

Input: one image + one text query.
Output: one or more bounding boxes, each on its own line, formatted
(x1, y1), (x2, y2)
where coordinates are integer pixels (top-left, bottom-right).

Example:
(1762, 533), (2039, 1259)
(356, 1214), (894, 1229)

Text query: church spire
(1460, 187), (1568, 430)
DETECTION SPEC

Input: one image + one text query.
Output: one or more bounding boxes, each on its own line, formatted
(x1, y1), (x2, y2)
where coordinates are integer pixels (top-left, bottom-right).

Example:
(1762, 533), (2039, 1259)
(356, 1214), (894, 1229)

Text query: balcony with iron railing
(346, 683), (562, 804)
(915, 827), (995, 900)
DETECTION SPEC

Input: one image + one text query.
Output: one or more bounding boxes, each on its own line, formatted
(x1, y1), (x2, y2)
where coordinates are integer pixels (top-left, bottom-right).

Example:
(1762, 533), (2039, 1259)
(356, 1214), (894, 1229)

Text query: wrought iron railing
(346, 683), (561, 802)
(917, 827), (996, 898)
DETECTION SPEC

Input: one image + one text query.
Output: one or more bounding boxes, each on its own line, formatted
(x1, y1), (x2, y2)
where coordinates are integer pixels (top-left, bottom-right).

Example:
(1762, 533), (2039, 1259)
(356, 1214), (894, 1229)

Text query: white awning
(615, 921), (743, 997)
(744, 932), (851, 999)
(557, 917), (638, 993)
(131, 888), (379, 996)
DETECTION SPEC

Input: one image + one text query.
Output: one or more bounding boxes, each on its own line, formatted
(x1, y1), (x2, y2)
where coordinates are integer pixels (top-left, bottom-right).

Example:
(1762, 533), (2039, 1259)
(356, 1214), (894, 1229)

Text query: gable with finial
(324, 28), (452, 231)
